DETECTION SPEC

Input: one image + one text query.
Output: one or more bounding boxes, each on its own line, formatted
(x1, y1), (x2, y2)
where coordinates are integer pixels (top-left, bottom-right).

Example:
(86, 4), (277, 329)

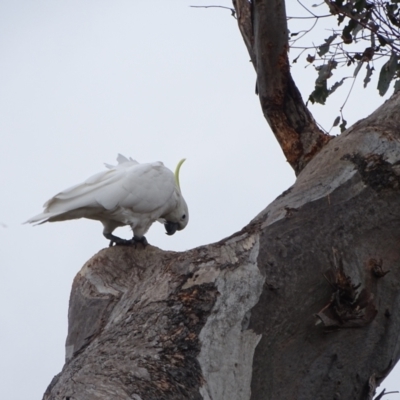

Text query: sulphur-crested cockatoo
(25, 154), (189, 246)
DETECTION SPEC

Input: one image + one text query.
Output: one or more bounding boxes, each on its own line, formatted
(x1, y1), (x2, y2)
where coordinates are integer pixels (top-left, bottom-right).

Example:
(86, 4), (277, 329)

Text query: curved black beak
(165, 221), (179, 236)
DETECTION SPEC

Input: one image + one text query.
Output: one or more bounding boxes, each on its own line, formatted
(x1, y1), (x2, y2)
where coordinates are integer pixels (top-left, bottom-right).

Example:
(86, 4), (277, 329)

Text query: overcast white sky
(1, 1), (399, 399)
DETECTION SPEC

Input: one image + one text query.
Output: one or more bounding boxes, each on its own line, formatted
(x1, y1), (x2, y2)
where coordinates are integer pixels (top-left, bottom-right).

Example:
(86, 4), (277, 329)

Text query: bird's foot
(104, 233), (148, 248)
(132, 236), (148, 247)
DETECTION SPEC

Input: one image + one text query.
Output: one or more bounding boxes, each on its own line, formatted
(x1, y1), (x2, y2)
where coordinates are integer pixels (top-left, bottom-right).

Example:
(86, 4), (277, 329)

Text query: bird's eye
(182, 214), (186, 220)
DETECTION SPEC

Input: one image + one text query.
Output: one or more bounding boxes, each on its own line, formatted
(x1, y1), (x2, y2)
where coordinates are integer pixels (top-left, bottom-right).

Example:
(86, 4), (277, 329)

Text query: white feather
(25, 155), (189, 241)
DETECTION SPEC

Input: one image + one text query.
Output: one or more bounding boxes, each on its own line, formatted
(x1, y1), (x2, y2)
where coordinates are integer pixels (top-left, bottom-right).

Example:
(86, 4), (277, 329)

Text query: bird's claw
(104, 233), (148, 248)
(132, 236), (148, 247)
(108, 238), (132, 247)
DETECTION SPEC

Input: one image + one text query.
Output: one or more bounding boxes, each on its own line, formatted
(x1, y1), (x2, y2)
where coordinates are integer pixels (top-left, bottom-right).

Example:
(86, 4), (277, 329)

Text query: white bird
(25, 154), (189, 246)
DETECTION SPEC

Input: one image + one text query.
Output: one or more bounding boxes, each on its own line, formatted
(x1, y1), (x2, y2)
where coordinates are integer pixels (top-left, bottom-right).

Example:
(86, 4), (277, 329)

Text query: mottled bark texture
(233, 0), (332, 175)
(44, 92), (400, 399)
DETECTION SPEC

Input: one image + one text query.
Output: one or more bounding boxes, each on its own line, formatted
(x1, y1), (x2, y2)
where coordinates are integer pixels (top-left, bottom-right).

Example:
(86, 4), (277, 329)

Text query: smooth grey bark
(44, 92), (400, 400)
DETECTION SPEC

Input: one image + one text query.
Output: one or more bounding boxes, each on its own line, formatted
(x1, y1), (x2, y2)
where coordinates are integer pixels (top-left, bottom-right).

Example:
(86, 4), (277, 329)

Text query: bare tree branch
(233, 0), (332, 175)
(190, 5), (237, 18)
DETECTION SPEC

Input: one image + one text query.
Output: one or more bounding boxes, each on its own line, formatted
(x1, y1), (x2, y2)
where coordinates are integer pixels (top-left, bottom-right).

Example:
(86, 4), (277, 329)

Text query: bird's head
(164, 159), (189, 236)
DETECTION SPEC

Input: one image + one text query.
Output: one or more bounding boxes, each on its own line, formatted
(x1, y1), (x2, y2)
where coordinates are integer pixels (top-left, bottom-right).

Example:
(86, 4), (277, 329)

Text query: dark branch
(190, 5), (236, 18)
(233, 0), (332, 175)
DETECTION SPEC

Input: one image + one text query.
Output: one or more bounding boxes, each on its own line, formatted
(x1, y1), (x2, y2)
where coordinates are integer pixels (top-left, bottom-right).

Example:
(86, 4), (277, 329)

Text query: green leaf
(309, 60), (338, 104)
(315, 60), (337, 83)
(337, 14), (345, 25)
(307, 54), (315, 63)
(329, 77), (349, 94)
(339, 118), (348, 132)
(353, 61), (363, 78)
(308, 83), (329, 105)
(377, 53), (398, 96)
(342, 19), (357, 44)
(353, 49), (373, 78)
(378, 35), (394, 46)
(386, 3), (400, 27)
(363, 64), (374, 88)
(352, 23), (363, 40)
(378, 35), (388, 46)
(333, 116), (341, 127)
(318, 34), (338, 57)
(355, 0), (367, 12)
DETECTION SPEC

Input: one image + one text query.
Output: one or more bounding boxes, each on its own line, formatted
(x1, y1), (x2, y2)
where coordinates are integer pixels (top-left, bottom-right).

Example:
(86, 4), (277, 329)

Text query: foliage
(289, 0), (400, 106)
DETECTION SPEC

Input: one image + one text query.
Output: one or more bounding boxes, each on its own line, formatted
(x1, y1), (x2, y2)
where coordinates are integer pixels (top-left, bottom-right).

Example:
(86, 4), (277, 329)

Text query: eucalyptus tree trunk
(43, 1), (400, 399)
(44, 91), (400, 400)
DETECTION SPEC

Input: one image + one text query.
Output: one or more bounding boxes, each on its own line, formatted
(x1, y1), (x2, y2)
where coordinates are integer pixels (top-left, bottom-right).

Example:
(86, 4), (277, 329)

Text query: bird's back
(26, 158), (177, 225)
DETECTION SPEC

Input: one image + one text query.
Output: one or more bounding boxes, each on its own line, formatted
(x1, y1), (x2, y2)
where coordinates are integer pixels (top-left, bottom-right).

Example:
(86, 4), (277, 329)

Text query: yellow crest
(174, 159), (186, 191)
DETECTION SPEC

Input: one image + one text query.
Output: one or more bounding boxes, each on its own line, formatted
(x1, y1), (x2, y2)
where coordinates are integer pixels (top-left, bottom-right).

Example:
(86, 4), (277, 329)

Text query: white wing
(26, 158), (176, 224)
